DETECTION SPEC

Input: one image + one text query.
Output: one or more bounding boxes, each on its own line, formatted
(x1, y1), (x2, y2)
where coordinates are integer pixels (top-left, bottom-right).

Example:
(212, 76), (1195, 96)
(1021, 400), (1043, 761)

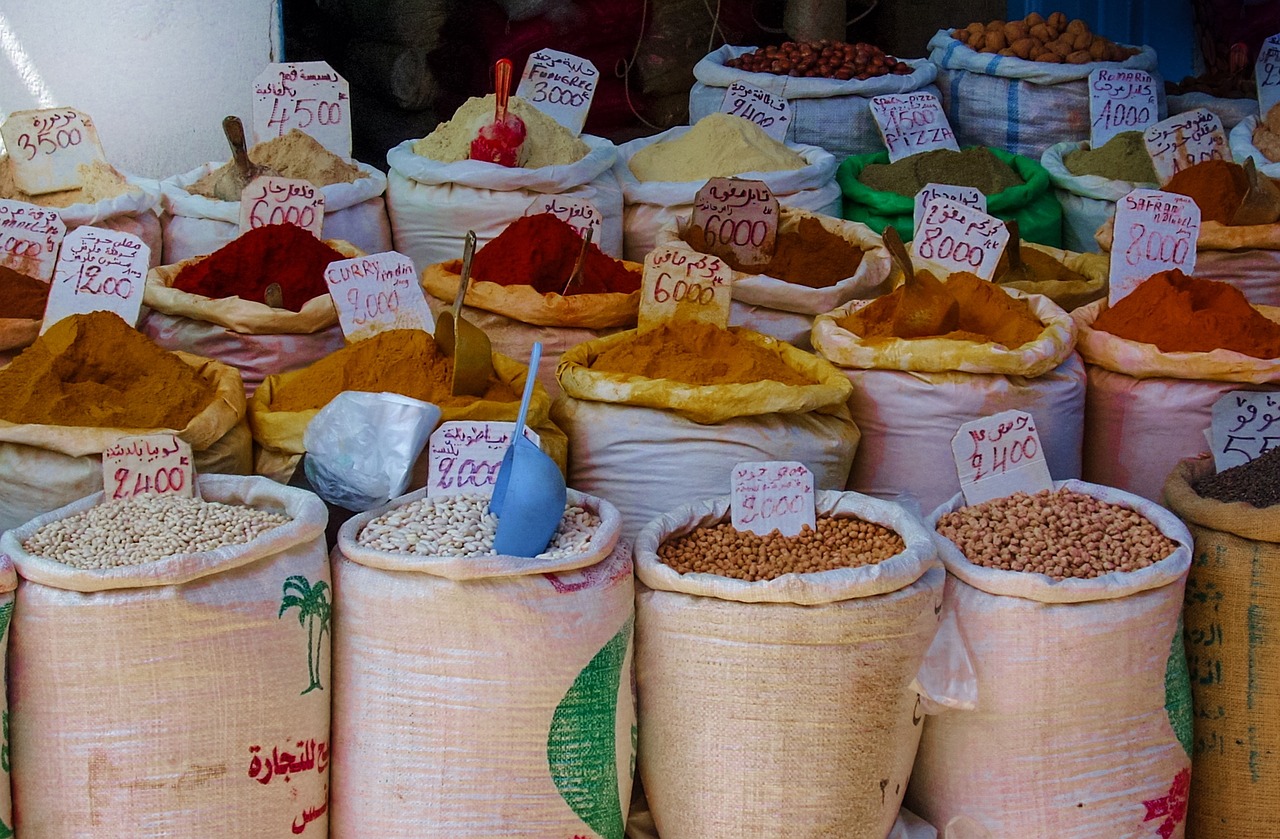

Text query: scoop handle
(1005, 219), (1023, 270)
(222, 116), (253, 176)
(454, 230), (477, 318)
(562, 227), (594, 295)
(514, 342), (542, 435)
(495, 59), (514, 123)
(882, 225), (915, 284)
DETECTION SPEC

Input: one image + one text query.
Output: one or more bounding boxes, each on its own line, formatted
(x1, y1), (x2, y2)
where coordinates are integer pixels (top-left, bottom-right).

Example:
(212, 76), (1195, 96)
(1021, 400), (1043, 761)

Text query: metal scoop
(220, 116), (276, 199)
(884, 225), (958, 338)
(561, 227), (594, 295)
(998, 219), (1033, 284)
(434, 231), (494, 397)
(1231, 157), (1280, 226)
(491, 342), (568, 557)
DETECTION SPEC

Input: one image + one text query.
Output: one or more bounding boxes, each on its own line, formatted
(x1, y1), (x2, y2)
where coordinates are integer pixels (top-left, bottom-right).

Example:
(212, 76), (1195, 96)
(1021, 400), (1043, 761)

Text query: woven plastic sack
(812, 288), (1083, 512)
(0, 354), (251, 531)
(331, 489), (634, 838)
(1229, 115), (1280, 177)
(1168, 92), (1257, 131)
(688, 45), (941, 158)
(140, 239), (361, 397)
(837, 148), (1063, 246)
(385, 135), (622, 270)
(927, 30), (1165, 158)
(1073, 298), (1280, 501)
(1041, 140), (1158, 254)
(910, 479), (1194, 839)
(248, 349), (566, 482)
(653, 209), (894, 349)
(614, 128), (840, 261)
(160, 161), (391, 263)
(420, 257), (640, 397)
(1164, 457), (1280, 838)
(912, 238), (1108, 312)
(633, 490), (944, 838)
(554, 327), (857, 544)
(1, 475), (331, 838)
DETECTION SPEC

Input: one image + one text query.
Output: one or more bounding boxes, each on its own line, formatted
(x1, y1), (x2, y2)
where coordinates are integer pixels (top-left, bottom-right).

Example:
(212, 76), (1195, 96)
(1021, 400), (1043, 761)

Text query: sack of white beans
(909, 480), (1194, 838)
(633, 491), (945, 839)
(331, 489), (635, 838)
(0, 475), (331, 838)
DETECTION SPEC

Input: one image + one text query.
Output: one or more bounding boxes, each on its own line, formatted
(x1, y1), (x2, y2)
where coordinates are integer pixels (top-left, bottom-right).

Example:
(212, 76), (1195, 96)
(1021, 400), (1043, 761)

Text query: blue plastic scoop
(492, 343), (567, 556)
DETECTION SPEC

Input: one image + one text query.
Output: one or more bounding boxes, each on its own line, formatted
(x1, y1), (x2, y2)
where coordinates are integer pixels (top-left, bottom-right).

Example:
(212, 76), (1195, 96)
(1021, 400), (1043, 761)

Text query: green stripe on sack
(1167, 614), (1194, 760)
(548, 617), (633, 839)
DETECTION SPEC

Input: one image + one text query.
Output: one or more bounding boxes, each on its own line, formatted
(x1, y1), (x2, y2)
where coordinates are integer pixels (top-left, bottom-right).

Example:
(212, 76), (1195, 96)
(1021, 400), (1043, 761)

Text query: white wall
(0, 0), (280, 178)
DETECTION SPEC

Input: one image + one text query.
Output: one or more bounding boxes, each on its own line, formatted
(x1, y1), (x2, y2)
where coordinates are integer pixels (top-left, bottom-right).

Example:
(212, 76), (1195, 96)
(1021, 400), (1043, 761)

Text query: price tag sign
(1143, 109), (1230, 184)
(427, 421), (540, 498)
(912, 184), (986, 238)
(952, 410), (1053, 505)
(719, 81), (792, 142)
(515, 49), (598, 136)
(913, 198), (1009, 280)
(102, 434), (195, 502)
(0, 199), (65, 281)
(1089, 68), (1159, 148)
(1108, 188), (1200, 304)
(1257, 34), (1280, 116)
(238, 176), (325, 237)
(252, 61), (351, 158)
(638, 245), (732, 332)
(42, 227), (148, 333)
(730, 461), (816, 538)
(523, 195), (602, 240)
(690, 177), (778, 269)
(1210, 391), (1280, 471)
(869, 93), (959, 163)
(324, 251), (434, 341)
(0, 107), (107, 195)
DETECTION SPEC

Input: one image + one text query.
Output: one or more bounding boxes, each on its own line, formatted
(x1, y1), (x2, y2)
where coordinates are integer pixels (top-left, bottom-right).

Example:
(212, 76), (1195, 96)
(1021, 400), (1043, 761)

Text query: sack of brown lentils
(910, 480), (1194, 838)
(632, 490), (945, 839)
(1163, 456), (1280, 838)
(330, 488), (635, 838)
(0, 475), (331, 838)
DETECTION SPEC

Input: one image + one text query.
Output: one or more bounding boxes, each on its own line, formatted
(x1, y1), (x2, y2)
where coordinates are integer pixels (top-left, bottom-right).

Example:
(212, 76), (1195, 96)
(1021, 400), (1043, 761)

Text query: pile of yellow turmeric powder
(589, 321), (813, 386)
(0, 311), (215, 428)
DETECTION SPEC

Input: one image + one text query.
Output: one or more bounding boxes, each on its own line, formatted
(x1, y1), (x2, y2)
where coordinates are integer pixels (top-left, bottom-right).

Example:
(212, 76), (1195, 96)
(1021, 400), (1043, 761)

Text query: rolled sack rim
(1040, 140), (1158, 199)
(836, 147), (1052, 215)
(926, 28), (1159, 84)
(159, 159), (388, 222)
(1094, 210), (1280, 252)
(693, 44), (939, 99)
(1163, 455), (1280, 543)
(385, 134), (618, 190)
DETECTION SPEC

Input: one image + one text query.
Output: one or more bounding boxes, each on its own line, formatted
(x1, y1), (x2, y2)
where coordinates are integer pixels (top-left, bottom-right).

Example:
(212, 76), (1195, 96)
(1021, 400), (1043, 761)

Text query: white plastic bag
(911, 480), (1194, 839)
(160, 162), (392, 262)
(2, 475), (332, 838)
(633, 490), (945, 838)
(688, 45), (940, 158)
(1229, 115), (1280, 178)
(1040, 140), (1157, 254)
(385, 135), (623, 270)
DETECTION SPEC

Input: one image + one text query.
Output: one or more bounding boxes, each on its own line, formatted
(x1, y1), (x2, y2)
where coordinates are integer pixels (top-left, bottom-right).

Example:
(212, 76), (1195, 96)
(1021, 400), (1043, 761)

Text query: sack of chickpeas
(926, 17), (1163, 158)
(910, 480), (1194, 838)
(633, 490), (945, 838)
(0, 475), (332, 838)
(1163, 456), (1280, 838)
(687, 44), (940, 159)
(330, 489), (635, 838)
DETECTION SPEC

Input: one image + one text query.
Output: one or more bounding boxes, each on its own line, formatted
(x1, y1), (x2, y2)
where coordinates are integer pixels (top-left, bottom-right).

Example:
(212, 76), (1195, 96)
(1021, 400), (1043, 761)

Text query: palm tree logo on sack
(279, 575), (331, 695)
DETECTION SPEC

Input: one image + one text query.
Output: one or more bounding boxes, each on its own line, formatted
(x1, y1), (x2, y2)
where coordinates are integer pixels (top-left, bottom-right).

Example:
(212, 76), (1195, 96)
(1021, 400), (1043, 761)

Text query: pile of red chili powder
(172, 224), (346, 312)
(469, 214), (640, 295)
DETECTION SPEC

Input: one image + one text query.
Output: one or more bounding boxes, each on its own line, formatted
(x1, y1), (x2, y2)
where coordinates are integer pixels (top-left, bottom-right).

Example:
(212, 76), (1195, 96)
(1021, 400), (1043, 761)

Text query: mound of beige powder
(0, 158), (141, 208)
(1253, 103), (1280, 164)
(628, 113), (807, 183)
(190, 129), (363, 201)
(412, 94), (590, 168)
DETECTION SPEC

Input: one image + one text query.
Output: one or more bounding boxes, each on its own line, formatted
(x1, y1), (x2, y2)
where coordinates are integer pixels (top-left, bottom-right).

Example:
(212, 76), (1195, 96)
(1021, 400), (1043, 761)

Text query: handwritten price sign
(1143, 108), (1230, 184)
(1109, 188), (1200, 304)
(720, 81), (792, 142)
(638, 245), (732, 332)
(42, 227), (148, 333)
(239, 176), (325, 237)
(0, 199), (65, 280)
(914, 198), (1009, 280)
(427, 421), (540, 498)
(1210, 391), (1280, 471)
(324, 251), (434, 340)
(102, 434), (194, 502)
(0, 107), (107, 195)
(952, 410), (1053, 505)
(912, 184), (986, 239)
(1089, 68), (1159, 148)
(252, 61), (351, 158)
(1257, 34), (1280, 116)
(516, 49), (598, 136)
(691, 177), (778, 269)
(524, 194), (602, 240)
(731, 461), (815, 538)
(869, 93), (959, 163)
